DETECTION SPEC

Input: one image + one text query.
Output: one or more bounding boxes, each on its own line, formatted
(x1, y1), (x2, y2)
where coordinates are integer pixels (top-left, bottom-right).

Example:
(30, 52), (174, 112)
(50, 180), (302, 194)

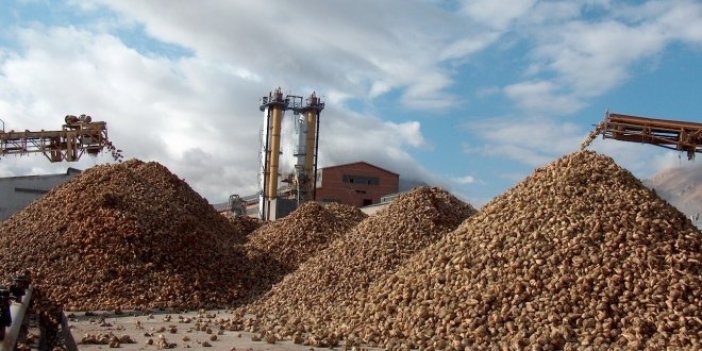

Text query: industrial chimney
(258, 88), (324, 221)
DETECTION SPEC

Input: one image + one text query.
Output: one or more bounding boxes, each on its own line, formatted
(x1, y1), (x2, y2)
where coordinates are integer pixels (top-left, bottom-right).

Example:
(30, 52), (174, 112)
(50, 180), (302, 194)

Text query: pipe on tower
(313, 110), (320, 201)
(304, 110), (317, 187)
(266, 92), (285, 200)
(258, 107), (272, 219)
(303, 93), (323, 200)
(257, 89), (321, 220)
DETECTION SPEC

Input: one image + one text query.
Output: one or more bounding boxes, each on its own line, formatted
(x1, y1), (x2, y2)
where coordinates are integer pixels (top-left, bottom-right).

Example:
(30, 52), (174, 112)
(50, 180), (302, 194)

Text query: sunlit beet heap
(246, 201), (366, 271)
(242, 201), (367, 300)
(338, 151), (702, 350)
(238, 186), (477, 346)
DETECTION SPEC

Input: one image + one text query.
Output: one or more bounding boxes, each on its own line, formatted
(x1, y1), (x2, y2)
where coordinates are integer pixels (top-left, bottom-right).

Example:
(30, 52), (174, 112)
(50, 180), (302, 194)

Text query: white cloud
(464, 117), (586, 167)
(503, 80), (583, 114)
(503, 0), (702, 115)
(0, 24), (436, 202)
(456, 1), (702, 195)
(451, 175), (476, 185)
(400, 71), (457, 110)
(85, 0), (499, 110)
(657, 2), (702, 42)
(461, 0), (537, 30)
(534, 20), (667, 96)
(522, 1), (582, 25)
(439, 32), (502, 61)
(463, 114), (694, 189)
(4, 0), (700, 208)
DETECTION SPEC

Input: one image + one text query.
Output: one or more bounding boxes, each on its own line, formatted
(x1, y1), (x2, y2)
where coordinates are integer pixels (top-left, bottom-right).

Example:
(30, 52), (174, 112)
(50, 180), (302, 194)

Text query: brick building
(315, 161), (399, 207)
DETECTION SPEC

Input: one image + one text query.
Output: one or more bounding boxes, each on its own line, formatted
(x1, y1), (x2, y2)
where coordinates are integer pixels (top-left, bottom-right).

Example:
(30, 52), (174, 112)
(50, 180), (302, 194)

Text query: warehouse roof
(320, 161), (399, 176)
(0, 167), (81, 180)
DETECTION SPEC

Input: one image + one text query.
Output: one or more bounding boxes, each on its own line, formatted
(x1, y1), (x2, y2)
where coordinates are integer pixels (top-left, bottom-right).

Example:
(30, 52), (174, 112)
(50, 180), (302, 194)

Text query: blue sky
(0, 0), (701, 205)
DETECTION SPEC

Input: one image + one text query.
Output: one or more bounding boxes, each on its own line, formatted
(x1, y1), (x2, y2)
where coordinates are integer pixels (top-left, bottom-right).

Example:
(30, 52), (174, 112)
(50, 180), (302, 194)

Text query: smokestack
(259, 88), (288, 220)
(302, 92), (324, 199)
(256, 89), (323, 220)
(267, 104), (284, 199)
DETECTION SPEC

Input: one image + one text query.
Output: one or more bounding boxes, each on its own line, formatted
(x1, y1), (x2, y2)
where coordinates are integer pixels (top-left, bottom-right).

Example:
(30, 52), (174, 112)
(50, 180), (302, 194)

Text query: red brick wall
(314, 163), (399, 207)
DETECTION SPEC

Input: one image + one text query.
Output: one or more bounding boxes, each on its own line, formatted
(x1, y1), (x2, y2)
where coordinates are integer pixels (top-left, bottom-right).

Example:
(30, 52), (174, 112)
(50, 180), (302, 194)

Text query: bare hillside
(646, 162), (702, 228)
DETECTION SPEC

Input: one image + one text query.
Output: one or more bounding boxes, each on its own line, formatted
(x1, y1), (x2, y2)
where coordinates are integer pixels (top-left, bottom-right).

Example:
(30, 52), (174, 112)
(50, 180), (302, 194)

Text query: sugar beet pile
(226, 215), (263, 237)
(246, 201), (366, 272)
(326, 151), (702, 350)
(242, 202), (367, 300)
(238, 187), (477, 345)
(2, 150), (701, 350)
(0, 160), (250, 310)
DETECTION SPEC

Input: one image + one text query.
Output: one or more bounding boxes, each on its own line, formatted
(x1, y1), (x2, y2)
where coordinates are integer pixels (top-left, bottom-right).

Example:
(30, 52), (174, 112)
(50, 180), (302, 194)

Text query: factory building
(226, 88), (401, 220)
(222, 161), (400, 218)
(315, 161), (399, 207)
(0, 168), (81, 221)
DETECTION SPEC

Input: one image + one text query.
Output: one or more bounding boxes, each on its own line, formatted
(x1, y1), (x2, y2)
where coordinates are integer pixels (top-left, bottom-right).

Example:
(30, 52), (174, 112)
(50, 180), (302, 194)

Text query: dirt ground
(67, 309), (382, 351)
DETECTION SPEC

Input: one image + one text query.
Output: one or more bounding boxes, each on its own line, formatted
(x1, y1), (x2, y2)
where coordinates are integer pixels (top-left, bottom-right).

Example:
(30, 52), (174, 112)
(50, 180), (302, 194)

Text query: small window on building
(343, 174), (379, 185)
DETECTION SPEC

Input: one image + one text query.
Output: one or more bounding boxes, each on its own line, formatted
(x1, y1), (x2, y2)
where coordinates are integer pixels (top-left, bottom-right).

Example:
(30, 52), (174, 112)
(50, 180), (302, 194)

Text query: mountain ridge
(646, 162), (702, 228)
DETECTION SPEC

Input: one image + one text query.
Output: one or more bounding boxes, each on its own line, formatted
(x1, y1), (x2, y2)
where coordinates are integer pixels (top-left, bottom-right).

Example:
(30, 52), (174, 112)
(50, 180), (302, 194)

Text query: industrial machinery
(0, 114), (122, 162)
(589, 112), (702, 160)
(228, 194), (247, 216)
(0, 273), (32, 350)
(258, 88), (324, 221)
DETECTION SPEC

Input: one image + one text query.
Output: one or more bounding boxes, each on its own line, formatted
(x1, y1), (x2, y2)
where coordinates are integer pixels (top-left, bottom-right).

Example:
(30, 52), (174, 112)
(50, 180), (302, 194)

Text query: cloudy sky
(0, 0), (701, 206)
